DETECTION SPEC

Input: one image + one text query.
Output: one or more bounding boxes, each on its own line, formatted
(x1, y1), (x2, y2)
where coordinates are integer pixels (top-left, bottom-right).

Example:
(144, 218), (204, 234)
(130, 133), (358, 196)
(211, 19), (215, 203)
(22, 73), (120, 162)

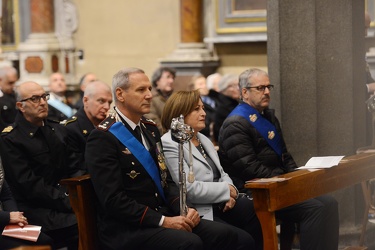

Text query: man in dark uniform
(85, 67), (253, 250)
(65, 81), (112, 174)
(0, 66), (18, 131)
(0, 81), (79, 249)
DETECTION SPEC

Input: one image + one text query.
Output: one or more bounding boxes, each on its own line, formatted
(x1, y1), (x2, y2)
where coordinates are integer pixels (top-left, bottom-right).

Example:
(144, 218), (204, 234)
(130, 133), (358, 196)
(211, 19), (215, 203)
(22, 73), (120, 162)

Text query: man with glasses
(218, 68), (339, 250)
(0, 81), (79, 249)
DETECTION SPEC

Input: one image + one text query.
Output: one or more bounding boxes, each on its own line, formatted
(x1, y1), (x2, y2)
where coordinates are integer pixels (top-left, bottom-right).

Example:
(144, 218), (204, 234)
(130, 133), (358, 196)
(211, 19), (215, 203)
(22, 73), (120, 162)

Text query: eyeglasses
(246, 85), (274, 92)
(20, 93), (50, 103)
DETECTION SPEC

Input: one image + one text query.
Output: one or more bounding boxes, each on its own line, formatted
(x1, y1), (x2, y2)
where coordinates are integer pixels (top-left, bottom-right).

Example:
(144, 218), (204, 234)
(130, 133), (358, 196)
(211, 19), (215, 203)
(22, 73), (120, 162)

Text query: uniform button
(131, 162), (135, 165)
(155, 193), (158, 197)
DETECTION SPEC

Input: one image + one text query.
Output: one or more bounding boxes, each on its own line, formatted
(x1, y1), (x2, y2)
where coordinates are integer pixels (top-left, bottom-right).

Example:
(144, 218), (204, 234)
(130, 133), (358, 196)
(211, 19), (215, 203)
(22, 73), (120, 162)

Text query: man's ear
(115, 87), (125, 102)
(16, 102), (24, 112)
(83, 96), (88, 105)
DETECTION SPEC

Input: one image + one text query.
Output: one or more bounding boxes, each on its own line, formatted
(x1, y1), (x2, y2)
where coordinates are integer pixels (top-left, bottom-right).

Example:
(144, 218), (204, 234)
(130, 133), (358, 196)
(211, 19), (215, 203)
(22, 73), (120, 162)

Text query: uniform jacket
(48, 104), (69, 122)
(162, 131), (233, 220)
(213, 92), (239, 142)
(0, 93), (17, 131)
(0, 112), (78, 231)
(86, 114), (184, 249)
(64, 107), (95, 174)
(218, 106), (297, 192)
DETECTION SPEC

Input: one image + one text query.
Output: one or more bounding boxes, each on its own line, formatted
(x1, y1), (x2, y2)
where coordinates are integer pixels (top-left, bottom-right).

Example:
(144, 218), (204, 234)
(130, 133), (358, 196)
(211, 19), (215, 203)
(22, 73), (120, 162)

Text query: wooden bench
(245, 153), (375, 250)
(60, 174), (99, 250)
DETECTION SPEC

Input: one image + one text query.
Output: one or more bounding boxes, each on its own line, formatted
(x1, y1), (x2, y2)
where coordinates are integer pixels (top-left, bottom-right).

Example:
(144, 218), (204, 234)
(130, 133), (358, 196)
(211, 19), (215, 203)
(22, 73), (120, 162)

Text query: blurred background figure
(213, 74), (240, 143)
(189, 74), (218, 141)
(144, 66), (176, 134)
(47, 72), (74, 121)
(206, 72), (222, 92)
(0, 66), (18, 131)
(74, 72), (98, 110)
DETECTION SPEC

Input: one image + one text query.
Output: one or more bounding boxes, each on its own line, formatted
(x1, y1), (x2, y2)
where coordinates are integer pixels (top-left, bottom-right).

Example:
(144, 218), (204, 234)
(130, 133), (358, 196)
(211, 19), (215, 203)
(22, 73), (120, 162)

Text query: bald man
(47, 72), (74, 121)
(0, 81), (79, 249)
(64, 81), (112, 174)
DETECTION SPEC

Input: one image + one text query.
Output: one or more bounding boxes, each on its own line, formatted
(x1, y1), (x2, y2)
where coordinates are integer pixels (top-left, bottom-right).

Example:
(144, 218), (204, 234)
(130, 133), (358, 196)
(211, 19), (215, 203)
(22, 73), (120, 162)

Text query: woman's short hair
(161, 90), (201, 133)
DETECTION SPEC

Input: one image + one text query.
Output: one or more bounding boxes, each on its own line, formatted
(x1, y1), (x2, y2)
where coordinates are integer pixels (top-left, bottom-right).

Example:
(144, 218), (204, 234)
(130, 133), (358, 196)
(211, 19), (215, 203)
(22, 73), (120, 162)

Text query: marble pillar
(17, 0), (78, 88)
(267, 0), (374, 247)
(160, 0), (219, 90)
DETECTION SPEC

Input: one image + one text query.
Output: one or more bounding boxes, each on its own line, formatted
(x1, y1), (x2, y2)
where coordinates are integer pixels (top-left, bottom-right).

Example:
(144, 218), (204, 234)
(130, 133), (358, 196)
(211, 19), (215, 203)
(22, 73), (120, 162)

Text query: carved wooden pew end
(60, 174), (100, 250)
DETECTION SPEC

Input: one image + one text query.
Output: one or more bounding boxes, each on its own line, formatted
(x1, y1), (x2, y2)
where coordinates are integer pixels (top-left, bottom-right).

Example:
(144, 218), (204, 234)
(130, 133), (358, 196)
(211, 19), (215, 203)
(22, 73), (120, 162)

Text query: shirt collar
(114, 107), (141, 130)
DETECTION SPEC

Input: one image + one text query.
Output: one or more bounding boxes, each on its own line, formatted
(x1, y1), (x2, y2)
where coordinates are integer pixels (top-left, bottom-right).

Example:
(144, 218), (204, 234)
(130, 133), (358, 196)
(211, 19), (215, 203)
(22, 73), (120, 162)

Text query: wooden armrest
(60, 175), (99, 250)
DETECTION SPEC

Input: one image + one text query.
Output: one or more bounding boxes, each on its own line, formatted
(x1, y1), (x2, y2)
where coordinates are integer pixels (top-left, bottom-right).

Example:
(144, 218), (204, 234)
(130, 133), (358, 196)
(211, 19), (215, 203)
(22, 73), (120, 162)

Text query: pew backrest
(60, 174), (100, 250)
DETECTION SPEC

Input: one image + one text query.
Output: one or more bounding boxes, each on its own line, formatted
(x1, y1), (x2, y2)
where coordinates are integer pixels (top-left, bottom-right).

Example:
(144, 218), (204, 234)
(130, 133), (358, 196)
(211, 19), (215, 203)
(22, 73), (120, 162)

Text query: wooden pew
(60, 175), (99, 250)
(245, 153), (375, 250)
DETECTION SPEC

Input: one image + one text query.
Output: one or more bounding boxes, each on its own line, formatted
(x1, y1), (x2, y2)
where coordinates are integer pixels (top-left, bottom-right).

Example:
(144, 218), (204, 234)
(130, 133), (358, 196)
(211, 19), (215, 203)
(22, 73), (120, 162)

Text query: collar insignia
(2, 126), (13, 133)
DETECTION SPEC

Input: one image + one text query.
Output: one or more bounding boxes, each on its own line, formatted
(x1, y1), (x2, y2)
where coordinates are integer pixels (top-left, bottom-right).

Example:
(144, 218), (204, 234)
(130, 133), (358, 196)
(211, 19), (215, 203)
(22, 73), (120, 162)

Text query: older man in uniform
(85, 67), (253, 250)
(0, 81), (79, 249)
(65, 81), (112, 174)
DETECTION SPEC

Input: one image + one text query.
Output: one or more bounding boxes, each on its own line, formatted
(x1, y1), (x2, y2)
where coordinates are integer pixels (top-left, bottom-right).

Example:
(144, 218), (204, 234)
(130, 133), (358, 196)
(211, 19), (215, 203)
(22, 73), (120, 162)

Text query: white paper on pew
(297, 156), (345, 169)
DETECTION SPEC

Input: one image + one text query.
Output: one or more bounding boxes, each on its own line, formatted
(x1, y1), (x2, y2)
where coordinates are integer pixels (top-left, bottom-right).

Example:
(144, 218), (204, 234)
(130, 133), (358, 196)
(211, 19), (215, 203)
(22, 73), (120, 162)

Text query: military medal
(156, 142), (168, 187)
(127, 170), (140, 179)
(249, 114), (257, 122)
(268, 131), (275, 140)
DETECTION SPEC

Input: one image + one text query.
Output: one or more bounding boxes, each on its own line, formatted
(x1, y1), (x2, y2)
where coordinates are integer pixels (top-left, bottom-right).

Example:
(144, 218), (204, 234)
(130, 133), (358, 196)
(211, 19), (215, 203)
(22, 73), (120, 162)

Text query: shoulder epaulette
(1, 125), (13, 134)
(62, 116), (77, 126)
(142, 117), (157, 126)
(97, 116), (116, 131)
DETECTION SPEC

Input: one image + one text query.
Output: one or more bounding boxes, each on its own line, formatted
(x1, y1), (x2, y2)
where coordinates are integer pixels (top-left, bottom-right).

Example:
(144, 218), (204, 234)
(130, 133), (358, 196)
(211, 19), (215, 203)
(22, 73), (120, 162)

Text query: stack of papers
(297, 156), (345, 169)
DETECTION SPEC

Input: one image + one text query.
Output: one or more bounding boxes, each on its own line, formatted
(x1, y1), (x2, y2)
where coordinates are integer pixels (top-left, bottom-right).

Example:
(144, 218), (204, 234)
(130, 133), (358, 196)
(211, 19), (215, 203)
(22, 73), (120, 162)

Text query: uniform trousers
(131, 218), (253, 250)
(275, 195), (339, 250)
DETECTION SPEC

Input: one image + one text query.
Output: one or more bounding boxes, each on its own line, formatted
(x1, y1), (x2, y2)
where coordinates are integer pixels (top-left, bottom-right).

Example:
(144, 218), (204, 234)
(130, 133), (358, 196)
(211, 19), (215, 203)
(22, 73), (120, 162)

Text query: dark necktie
(134, 126), (143, 144)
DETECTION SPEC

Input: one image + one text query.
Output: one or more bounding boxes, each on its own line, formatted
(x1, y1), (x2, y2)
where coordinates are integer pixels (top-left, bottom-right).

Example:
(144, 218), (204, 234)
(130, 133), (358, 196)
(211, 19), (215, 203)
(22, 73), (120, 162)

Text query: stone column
(17, 0), (78, 88)
(160, 0), (219, 90)
(268, 0), (373, 247)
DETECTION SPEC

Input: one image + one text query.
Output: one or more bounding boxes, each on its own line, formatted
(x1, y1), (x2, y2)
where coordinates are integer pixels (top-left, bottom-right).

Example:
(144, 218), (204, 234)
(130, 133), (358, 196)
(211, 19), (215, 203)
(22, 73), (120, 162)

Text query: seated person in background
(206, 73), (222, 92)
(213, 74), (240, 142)
(0, 170), (53, 249)
(47, 72), (74, 121)
(0, 81), (79, 249)
(74, 72), (98, 110)
(85, 67), (253, 250)
(161, 90), (263, 250)
(65, 81), (112, 175)
(0, 66), (18, 131)
(144, 66), (176, 134)
(189, 74), (218, 140)
(218, 68), (339, 250)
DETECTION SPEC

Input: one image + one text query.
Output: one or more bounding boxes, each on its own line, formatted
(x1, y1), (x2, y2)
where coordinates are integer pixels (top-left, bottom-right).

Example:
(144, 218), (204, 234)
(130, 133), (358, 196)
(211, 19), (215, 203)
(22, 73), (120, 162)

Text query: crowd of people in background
(0, 65), (340, 250)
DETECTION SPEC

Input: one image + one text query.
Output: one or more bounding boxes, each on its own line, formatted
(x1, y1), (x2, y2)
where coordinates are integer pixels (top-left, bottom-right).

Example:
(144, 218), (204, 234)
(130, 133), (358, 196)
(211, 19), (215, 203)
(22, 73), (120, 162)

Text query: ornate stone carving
(54, 0), (78, 49)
